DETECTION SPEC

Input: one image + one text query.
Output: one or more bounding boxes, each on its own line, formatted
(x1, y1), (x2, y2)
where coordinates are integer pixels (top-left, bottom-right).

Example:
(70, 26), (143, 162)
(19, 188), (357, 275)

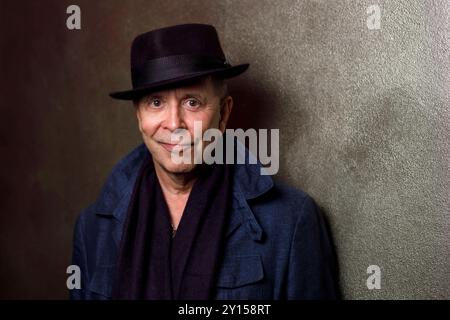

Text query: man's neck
(153, 162), (197, 196)
(153, 161), (198, 229)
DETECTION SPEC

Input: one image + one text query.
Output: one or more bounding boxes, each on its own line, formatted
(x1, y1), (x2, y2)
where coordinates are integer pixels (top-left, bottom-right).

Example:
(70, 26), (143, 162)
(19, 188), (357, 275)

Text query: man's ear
(219, 96), (233, 133)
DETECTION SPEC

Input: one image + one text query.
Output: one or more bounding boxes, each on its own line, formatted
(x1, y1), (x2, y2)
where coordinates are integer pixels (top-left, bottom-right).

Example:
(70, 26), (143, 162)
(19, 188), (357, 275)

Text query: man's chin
(159, 161), (197, 175)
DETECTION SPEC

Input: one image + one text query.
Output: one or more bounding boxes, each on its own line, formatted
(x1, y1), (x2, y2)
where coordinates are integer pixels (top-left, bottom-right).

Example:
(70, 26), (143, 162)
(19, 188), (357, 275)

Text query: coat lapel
(226, 138), (274, 242)
(93, 144), (149, 250)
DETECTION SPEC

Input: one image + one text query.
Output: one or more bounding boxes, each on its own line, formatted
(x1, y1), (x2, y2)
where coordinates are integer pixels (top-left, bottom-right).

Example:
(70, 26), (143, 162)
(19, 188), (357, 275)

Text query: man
(70, 23), (338, 300)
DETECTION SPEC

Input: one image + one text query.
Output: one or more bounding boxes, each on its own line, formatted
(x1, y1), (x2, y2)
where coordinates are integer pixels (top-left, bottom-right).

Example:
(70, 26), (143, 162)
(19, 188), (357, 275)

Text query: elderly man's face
(135, 77), (232, 174)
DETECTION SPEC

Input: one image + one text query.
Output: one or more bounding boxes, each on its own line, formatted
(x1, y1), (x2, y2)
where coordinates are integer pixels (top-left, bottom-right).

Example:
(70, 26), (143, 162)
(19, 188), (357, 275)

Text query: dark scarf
(112, 147), (233, 299)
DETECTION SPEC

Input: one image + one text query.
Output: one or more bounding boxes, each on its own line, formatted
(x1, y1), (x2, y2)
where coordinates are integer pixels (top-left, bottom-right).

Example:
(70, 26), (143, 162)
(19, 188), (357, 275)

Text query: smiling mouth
(159, 142), (193, 152)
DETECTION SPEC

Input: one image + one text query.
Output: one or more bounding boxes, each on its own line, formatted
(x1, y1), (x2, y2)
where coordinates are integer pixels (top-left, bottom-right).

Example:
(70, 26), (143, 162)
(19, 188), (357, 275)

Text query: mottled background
(0, 0), (449, 299)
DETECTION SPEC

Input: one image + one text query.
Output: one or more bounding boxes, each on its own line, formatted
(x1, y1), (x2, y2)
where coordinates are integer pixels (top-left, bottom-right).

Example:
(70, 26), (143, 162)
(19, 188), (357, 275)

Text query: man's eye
(185, 99), (200, 109)
(149, 98), (162, 108)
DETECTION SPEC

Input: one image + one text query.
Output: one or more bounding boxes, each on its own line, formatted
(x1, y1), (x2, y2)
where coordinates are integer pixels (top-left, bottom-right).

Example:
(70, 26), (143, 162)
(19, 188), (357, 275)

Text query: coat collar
(94, 139), (273, 245)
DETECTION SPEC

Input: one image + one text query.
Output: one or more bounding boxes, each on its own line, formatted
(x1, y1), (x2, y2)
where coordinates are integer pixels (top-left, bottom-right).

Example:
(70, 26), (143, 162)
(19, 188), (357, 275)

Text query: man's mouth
(159, 141), (193, 152)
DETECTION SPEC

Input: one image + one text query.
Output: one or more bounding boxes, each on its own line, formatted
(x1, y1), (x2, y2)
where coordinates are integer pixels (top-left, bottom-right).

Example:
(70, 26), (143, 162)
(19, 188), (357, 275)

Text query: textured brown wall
(0, 0), (449, 299)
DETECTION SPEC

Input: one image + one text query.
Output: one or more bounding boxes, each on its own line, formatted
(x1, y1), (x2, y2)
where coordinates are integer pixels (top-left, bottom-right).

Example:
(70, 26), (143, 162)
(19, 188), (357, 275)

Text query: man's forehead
(149, 77), (213, 96)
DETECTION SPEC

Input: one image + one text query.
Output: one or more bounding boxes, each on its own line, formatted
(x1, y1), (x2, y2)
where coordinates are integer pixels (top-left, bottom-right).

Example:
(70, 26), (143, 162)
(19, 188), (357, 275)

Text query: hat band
(131, 54), (231, 88)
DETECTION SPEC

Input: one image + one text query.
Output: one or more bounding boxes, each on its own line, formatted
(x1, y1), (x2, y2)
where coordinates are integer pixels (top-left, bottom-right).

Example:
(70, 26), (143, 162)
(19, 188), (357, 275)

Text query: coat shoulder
(74, 144), (147, 233)
(253, 180), (322, 226)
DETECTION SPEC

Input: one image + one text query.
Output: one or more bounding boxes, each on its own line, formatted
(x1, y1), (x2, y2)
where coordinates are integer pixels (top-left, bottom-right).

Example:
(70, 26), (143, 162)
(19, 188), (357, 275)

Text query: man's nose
(163, 102), (185, 131)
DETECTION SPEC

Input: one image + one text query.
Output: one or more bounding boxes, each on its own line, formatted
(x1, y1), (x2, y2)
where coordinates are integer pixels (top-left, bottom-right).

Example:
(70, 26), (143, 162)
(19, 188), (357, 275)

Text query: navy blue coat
(70, 142), (338, 299)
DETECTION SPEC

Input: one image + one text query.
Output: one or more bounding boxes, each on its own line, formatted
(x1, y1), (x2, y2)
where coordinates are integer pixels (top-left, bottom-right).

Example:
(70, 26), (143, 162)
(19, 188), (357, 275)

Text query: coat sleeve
(286, 195), (339, 299)
(69, 210), (90, 300)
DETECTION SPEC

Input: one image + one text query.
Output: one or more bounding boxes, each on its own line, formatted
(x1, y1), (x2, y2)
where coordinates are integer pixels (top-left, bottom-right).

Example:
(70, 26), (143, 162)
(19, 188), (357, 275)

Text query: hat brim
(109, 63), (249, 101)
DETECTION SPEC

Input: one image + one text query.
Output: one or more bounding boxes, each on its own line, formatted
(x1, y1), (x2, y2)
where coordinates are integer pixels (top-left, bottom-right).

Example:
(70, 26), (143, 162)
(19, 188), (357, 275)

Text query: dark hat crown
(131, 24), (226, 69)
(109, 23), (249, 100)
